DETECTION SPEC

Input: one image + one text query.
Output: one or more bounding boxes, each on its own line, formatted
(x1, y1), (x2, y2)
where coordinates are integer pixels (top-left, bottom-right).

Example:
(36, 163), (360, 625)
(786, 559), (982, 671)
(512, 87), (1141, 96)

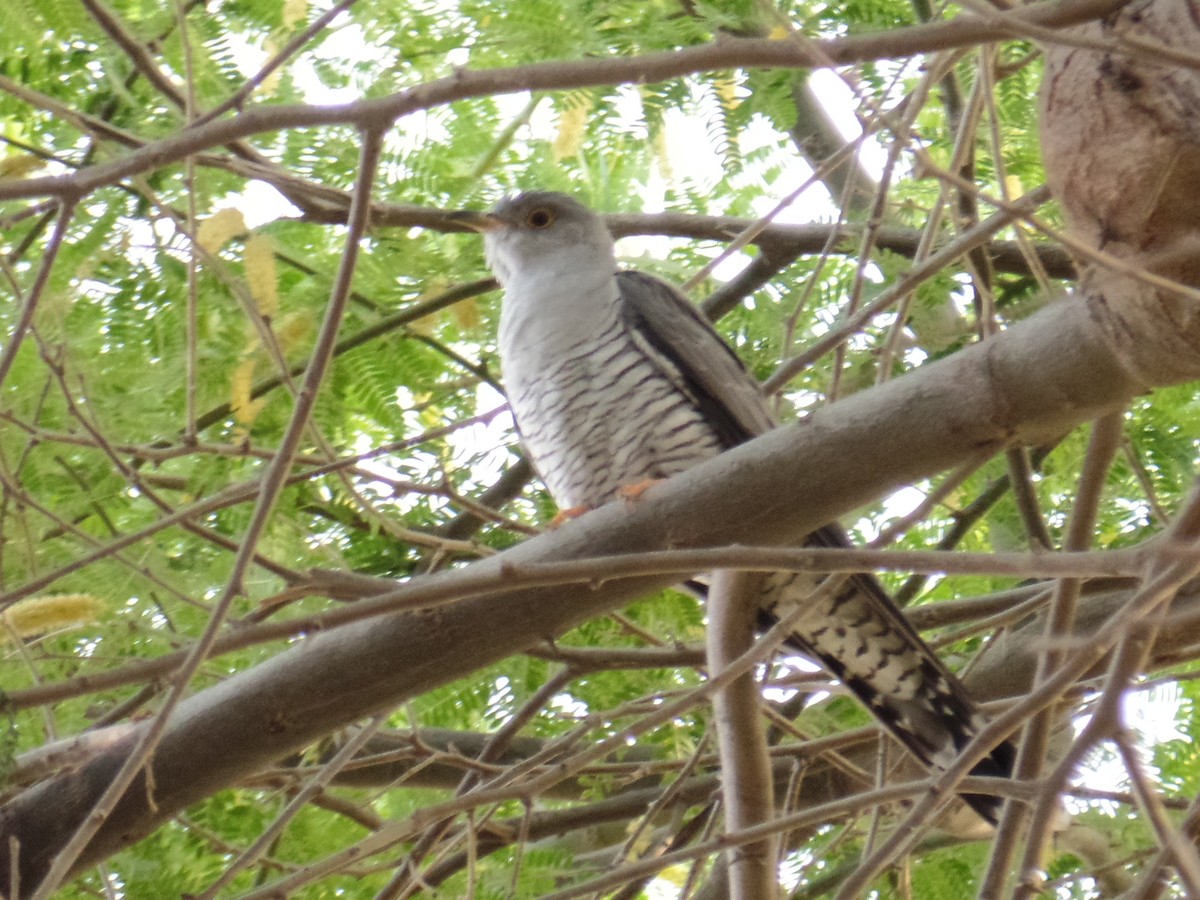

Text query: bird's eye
(526, 208), (554, 229)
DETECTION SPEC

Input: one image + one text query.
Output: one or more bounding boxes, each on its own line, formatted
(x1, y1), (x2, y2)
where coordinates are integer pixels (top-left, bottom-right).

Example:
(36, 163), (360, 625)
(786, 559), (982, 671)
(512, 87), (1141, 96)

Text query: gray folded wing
(614, 269), (1013, 822)
(616, 270), (775, 448)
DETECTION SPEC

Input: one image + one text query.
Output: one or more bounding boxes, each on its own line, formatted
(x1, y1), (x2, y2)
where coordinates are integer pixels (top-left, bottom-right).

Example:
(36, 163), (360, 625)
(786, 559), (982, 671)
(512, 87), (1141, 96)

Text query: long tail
(755, 532), (1014, 823)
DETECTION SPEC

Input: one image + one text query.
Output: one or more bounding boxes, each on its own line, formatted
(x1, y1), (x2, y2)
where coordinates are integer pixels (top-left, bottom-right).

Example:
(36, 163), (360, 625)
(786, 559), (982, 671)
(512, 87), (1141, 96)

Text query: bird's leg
(550, 479), (662, 527)
(617, 478), (663, 503)
(549, 505), (593, 528)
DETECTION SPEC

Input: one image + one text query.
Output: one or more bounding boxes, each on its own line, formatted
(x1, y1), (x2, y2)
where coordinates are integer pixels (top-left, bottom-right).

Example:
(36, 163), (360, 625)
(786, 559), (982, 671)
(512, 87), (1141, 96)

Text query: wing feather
(615, 270), (775, 449)
(616, 269), (1013, 821)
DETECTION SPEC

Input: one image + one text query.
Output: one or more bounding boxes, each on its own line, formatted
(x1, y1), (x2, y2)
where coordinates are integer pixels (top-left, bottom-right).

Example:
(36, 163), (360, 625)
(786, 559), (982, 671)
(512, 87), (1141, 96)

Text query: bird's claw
(549, 505), (592, 528)
(617, 478), (663, 503)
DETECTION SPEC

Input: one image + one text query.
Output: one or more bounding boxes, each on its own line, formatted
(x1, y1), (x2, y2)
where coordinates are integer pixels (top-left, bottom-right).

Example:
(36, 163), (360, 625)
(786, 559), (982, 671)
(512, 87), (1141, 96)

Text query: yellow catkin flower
(283, 0), (307, 29)
(653, 127), (673, 182)
(2, 595), (103, 640)
(452, 298), (481, 332)
(244, 232), (279, 318)
(231, 357), (267, 426)
(406, 314), (436, 338)
(0, 154), (45, 178)
(275, 310), (314, 355)
(552, 99), (591, 161)
(714, 74), (741, 111)
(197, 208), (247, 254)
(261, 35), (283, 94)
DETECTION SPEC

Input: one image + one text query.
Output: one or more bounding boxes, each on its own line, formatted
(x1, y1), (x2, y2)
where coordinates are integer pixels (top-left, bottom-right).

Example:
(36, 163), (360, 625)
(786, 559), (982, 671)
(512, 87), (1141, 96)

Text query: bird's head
(451, 191), (616, 287)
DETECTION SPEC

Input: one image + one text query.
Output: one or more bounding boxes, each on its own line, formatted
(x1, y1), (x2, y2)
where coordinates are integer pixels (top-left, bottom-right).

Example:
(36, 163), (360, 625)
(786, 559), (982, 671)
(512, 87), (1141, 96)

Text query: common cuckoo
(456, 191), (1014, 821)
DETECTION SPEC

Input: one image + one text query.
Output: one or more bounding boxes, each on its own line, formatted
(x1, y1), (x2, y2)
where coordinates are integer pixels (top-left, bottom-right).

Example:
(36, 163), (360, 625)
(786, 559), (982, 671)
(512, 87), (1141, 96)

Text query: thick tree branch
(708, 571), (779, 899)
(0, 283), (1172, 889)
(0, 0), (1130, 204)
(25, 129), (390, 900)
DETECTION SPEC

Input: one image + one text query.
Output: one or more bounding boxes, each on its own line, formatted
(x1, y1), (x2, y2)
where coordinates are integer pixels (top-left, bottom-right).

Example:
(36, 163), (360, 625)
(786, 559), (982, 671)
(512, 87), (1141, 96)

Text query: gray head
(453, 192), (617, 288)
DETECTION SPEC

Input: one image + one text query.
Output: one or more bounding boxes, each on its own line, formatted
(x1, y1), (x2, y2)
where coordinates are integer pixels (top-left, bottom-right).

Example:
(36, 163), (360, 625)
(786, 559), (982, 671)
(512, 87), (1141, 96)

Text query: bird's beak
(448, 210), (506, 233)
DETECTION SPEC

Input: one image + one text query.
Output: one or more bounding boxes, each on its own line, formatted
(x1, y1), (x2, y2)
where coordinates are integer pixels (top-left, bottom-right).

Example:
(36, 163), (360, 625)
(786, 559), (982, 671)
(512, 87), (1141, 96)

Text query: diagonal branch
(0, 284), (1183, 889)
(25, 129), (388, 898)
(707, 570), (780, 899)
(0, 0), (1130, 204)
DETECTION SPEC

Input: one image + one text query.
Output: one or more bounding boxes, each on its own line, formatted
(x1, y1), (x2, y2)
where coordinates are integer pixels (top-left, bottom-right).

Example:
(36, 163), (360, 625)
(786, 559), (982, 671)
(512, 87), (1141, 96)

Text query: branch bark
(0, 282), (1172, 890)
(708, 571), (779, 900)
(0, 0), (1130, 204)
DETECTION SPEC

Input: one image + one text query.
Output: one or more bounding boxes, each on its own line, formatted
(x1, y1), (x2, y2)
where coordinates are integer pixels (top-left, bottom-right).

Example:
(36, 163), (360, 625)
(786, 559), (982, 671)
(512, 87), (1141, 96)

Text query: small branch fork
(2, 0), (1184, 896)
(708, 570), (779, 899)
(27, 129), (389, 898)
(0, 0), (1131, 205)
(835, 479), (1200, 898)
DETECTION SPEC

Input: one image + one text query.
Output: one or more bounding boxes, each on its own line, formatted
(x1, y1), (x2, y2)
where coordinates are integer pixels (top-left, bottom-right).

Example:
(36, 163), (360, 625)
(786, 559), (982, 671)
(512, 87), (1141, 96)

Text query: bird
(454, 190), (1015, 822)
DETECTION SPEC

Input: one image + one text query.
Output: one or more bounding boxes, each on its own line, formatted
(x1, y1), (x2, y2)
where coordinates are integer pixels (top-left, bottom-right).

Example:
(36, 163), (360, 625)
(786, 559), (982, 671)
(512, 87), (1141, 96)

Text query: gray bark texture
(6, 0), (1200, 891)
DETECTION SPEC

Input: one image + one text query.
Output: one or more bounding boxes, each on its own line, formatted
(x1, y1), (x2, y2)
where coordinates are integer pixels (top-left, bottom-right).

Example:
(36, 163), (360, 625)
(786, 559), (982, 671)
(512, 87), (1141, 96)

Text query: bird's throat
(498, 264), (620, 365)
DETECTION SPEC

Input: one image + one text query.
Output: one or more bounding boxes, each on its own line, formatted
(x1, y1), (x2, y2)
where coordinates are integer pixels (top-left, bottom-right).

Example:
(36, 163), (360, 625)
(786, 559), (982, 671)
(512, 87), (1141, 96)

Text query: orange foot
(617, 478), (663, 503)
(549, 505), (592, 528)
